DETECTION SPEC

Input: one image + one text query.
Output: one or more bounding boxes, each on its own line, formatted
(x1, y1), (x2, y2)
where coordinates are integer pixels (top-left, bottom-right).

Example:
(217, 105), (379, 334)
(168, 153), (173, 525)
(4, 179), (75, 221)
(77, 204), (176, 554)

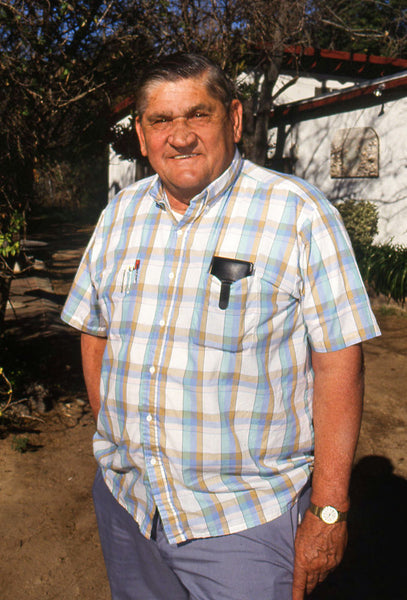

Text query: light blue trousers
(93, 469), (311, 600)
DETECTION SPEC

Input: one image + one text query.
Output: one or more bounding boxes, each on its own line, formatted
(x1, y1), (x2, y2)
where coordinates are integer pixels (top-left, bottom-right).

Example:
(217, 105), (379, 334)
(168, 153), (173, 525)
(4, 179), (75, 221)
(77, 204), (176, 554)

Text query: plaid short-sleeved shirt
(62, 151), (380, 544)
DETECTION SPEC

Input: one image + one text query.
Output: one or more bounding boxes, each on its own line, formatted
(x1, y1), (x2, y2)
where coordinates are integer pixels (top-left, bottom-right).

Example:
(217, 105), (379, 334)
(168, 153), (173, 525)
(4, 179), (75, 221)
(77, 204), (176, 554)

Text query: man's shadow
(310, 455), (407, 600)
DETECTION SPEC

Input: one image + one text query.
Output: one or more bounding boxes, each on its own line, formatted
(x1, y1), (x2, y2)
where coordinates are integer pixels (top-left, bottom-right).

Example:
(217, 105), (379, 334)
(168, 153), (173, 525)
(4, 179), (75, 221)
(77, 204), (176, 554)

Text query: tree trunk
(253, 57), (283, 166)
(242, 55), (283, 167)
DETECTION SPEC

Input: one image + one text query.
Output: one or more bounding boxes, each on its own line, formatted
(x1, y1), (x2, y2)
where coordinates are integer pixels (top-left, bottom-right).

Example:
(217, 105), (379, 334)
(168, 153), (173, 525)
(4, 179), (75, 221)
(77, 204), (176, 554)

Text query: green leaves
(311, 0), (407, 57)
(336, 198), (379, 267)
(366, 244), (407, 306)
(336, 199), (407, 305)
(0, 210), (25, 258)
(0, 211), (24, 258)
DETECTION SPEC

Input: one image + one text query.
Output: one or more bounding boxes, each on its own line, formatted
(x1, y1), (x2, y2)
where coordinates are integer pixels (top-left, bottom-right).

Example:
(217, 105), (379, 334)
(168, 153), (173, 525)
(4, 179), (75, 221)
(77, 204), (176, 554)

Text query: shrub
(335, 199), (406, 305)
(365, 244), (407, 306)
(335, 199), (379, 269)
(11, 435), (29, 453)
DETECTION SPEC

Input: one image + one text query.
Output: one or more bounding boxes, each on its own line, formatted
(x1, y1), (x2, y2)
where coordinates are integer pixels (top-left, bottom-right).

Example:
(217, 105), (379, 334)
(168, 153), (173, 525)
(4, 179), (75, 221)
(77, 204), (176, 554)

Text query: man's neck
(166, 194), (190, 214)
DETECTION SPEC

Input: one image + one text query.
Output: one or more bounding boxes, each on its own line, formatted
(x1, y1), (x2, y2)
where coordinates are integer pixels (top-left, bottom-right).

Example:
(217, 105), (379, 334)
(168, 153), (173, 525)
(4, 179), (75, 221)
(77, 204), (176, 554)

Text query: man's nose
(167, 118), (197, 147)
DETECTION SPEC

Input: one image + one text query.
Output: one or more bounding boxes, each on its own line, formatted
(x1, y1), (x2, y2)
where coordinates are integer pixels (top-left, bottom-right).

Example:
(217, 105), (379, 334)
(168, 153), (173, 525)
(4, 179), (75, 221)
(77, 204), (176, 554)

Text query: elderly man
(62, 53), (380, 600)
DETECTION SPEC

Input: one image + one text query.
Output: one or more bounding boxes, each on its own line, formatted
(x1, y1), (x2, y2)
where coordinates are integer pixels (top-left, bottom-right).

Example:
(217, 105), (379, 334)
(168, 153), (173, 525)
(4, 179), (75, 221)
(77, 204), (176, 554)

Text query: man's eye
(152, 117), (171, 128)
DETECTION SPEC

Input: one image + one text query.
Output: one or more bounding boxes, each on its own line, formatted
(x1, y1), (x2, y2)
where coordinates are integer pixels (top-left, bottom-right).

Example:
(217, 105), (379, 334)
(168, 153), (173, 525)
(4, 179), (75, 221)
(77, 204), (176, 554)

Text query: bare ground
(0, 221), (406, 600)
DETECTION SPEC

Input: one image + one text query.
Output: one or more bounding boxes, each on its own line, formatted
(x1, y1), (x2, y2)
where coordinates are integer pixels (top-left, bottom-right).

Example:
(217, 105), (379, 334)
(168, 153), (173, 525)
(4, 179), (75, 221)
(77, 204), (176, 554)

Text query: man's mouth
(172, 153), (199, 160)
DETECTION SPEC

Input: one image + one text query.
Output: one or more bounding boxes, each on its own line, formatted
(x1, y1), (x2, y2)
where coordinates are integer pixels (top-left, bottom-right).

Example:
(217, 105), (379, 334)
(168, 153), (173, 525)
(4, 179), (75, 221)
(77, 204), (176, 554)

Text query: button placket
(142, 220), (192, 526)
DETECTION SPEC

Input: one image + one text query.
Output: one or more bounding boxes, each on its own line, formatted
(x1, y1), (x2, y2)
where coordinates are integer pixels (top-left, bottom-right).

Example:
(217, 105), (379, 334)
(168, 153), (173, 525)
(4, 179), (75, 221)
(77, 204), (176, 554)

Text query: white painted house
(109, 137), (136, 200)
(108, 48), (407, 244)
(268, 71), (407, 245)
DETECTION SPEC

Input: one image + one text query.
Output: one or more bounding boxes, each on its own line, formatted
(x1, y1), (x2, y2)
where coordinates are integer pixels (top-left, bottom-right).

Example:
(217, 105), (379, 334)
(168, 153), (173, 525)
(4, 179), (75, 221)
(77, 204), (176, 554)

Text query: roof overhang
(282, 45), (407, 79)
(269, 71), (407, 125)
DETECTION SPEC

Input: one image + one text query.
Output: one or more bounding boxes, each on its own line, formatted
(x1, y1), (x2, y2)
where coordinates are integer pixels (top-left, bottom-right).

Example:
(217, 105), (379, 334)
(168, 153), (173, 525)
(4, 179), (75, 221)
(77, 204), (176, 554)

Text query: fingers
(293, 564), (331, 599)
(292, 564), (307, 600)
(292, 512), (348, 599)
(293, 571), (331, 600)
(306, 569), (331, 593)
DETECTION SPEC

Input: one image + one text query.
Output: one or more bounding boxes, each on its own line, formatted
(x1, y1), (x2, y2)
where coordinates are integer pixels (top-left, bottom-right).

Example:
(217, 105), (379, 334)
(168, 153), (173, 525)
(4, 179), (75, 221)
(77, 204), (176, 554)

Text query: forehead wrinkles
(140, 75), (218, 115)
(146, 103), (217, 124)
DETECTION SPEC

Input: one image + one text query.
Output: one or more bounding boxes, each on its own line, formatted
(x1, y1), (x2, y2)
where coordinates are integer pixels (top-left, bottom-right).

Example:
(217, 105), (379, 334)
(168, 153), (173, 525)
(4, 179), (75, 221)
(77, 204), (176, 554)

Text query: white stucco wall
(237, 71), (357, 105)
(272, 73), (356, 104)
(108, 116), (136, 200)
(272, 96), (407, 244)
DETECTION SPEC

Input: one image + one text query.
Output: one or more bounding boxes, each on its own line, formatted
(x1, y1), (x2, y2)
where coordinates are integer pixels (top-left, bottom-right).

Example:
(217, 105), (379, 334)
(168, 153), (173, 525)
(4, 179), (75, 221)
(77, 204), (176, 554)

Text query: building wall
(108, 116), (136, 200)
(272, 73), (356, 104)
(272, 96), (407, 244)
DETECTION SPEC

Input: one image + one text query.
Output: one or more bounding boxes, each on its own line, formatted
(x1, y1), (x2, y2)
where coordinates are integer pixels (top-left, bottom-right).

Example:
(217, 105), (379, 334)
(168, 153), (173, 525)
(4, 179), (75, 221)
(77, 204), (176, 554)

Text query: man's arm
(292, 343), (364, 600)
(81, 332), (107, 422)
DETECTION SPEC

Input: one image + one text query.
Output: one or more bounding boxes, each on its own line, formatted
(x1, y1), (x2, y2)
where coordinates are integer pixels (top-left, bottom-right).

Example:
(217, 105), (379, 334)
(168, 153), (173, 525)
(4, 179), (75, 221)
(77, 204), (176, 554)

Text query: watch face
(321, 506), (339, 524)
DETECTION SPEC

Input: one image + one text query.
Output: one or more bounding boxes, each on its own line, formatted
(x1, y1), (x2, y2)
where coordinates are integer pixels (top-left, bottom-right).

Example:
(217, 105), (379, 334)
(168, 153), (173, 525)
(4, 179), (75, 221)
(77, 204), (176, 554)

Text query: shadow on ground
(1, 219), (91, 423)
(310, 455), (407, 600)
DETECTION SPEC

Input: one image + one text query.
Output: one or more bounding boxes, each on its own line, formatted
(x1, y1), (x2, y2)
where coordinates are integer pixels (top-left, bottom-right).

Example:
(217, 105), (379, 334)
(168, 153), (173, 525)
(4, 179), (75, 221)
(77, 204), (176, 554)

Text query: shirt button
(177, 230), (183, 237)
(149, 366), (155, 374)
(146, 414), (153, 422)
(159, 319), (165, 327)
(169, 272), (174, 280)
(150, 457), (157, 466)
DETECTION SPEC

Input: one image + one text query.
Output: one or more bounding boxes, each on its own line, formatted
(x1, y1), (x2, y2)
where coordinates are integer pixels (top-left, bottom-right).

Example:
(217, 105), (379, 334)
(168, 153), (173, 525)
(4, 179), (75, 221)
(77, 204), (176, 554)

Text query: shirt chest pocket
(98, 263), (144, 337)
(190, 266), (261, 352)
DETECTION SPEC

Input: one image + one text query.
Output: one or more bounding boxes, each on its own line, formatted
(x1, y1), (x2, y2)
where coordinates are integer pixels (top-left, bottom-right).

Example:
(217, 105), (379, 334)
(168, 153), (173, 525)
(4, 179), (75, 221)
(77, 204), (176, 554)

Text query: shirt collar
(149, 149), (243, 224)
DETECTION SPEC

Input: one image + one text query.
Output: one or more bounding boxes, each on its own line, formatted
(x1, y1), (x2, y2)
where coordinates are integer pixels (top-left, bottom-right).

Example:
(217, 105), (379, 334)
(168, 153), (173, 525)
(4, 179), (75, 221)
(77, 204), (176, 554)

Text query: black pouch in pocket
(210, 256), (254, 309)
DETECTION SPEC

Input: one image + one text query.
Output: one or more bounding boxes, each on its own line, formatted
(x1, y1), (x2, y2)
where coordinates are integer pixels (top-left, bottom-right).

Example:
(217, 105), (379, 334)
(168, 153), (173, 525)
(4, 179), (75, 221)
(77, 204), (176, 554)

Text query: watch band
(308, 502), (348, 524)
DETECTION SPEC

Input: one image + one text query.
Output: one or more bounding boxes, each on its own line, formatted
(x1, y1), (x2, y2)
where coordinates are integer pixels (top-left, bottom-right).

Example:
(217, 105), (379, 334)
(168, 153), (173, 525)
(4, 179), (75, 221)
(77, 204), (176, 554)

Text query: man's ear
(229, 99), (243, 144)
(135, 116), (148, 157)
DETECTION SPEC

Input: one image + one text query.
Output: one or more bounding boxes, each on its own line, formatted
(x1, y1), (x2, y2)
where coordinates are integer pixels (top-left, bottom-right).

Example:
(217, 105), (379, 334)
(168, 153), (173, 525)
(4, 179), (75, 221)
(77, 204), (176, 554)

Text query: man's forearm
(310, 343), (364, 509)
(81, 332), (107, 421)
(292, 343), (364, 600)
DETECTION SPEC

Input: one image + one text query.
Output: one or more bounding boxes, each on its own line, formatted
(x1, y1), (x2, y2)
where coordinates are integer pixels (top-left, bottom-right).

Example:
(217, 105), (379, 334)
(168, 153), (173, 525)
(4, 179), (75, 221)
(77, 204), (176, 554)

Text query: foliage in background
(336, 198), (379, 268)
(0, 0), (155, 199)
(0, 0), (156, 329)
(0, 209), (25, 328)
(365, 244), (407, 306)
(33, 149), (108, 216)
(336, 198), (407, 305)
(311, 0), (407, 57)
(0, 210), (25, 258)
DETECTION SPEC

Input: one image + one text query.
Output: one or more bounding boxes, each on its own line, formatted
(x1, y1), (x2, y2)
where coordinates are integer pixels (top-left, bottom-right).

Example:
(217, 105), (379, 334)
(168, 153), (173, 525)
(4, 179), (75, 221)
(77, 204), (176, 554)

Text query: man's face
(135, 75), (242, 211)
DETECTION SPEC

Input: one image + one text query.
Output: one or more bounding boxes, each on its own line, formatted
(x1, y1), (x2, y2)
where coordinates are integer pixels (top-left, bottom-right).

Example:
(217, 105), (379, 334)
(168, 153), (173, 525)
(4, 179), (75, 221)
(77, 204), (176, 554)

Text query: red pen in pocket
(134, 259), (140, 283)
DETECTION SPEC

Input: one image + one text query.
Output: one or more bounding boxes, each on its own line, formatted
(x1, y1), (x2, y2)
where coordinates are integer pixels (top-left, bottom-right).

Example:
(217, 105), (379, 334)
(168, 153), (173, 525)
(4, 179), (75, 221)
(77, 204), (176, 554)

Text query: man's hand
(292, 510), (347, 599)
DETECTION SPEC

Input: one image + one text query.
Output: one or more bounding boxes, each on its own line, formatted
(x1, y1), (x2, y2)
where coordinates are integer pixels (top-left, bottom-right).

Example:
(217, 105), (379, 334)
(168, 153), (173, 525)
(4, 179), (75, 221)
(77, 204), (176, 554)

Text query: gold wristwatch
(308, 502), (348, 524)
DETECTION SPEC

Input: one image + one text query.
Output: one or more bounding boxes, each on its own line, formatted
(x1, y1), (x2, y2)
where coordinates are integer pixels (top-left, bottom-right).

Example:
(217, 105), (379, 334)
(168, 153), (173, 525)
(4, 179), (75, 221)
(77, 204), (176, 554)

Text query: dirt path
(0, 222), (406, 600)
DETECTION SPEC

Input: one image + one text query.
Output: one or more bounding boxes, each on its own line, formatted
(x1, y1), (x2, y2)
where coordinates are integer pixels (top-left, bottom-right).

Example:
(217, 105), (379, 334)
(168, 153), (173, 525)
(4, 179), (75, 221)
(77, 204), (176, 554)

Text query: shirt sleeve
(298, 195), (380, 352)
(61, 217), (108, 337)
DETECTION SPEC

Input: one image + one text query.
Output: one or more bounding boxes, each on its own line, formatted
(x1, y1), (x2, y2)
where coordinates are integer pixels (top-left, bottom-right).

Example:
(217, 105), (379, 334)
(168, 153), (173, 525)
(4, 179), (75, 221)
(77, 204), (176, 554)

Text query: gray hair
(136, 53), (237, 116)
